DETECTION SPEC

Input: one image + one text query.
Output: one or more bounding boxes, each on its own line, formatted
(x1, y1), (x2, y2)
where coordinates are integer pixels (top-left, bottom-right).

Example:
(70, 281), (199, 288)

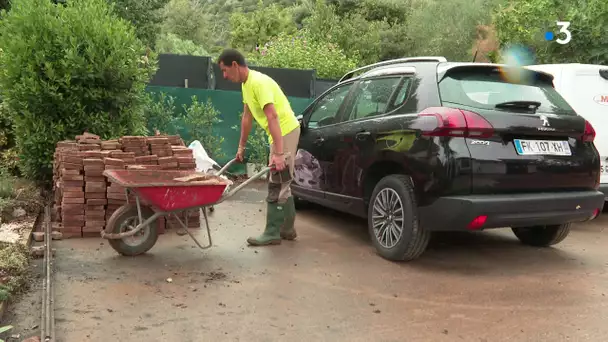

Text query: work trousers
(267, 126), (301, 204)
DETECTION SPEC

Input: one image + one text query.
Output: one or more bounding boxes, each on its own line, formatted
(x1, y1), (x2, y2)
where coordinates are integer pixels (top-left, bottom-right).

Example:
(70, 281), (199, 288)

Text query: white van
(525, 63), (608, 199)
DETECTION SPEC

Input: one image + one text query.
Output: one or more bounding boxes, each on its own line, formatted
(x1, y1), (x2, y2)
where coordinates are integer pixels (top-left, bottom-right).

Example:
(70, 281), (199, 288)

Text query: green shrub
(143, 91), (178, 135)
(247, 122), (269, 171)
(232, 112), (269, 171)
(0, 0), (157, 184)
(0, 242), (30, 302)
(0, 102), (19, 176)
(182, 96), (225, 160)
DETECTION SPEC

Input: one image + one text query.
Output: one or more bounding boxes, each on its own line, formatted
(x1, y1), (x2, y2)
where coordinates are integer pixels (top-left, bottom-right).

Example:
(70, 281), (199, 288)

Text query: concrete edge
(0, 209), (43, 324)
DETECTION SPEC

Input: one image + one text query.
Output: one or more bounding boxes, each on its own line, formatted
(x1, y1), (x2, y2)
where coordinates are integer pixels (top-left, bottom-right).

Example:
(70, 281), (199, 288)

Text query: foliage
(109, 0), (168, 48)
(143, 91), (178, 135)
(248, 32), (359, 79)
(492, 0), (608, 65)
(160, 0), (224, 55)
(0, 106), (18, 177)
(0, 242), (30, 302)
(0, 167), (42, 222)
(0, 0), (157, 184)
(0, 324), (13, 342)
(0, 0), (9, 12)
(156, 33), (209, 56)
(182, 96), (225, 160)
(247, 122), (269, 171)
(404, 0), (504, 62)
(0, 167), (12, 199)
(229, 1), (297, 51)
(232, 113), (269, 170)
(0, 102), (18, 176)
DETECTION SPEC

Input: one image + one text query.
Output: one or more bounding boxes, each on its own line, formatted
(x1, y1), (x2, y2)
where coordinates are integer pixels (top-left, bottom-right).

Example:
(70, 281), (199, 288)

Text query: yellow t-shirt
(242, 69), (300, 144)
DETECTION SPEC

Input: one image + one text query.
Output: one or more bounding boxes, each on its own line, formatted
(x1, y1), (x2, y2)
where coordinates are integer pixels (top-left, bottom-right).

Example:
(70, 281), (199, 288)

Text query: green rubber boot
(280, 196), (297, 240)
(247, 201), (283, 246)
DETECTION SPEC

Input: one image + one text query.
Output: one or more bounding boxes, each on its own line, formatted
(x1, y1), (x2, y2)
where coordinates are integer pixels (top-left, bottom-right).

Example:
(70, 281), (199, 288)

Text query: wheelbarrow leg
(171, 207), (213, 250)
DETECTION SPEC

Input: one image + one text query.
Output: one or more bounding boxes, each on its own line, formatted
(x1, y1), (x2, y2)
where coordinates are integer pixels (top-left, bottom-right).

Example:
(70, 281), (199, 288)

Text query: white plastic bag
(188, 140), (231, 194)
(188, 140), (220, 173)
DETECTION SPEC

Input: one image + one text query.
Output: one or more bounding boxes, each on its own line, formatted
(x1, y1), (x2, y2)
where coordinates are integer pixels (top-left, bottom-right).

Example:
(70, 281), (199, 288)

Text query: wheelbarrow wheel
(106, 204), (159, 256)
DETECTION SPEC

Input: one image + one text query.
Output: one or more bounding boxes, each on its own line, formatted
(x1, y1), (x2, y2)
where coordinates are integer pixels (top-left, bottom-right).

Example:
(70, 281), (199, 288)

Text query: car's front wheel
(511, 224), (571, 247)
(368, 175), (430, 261)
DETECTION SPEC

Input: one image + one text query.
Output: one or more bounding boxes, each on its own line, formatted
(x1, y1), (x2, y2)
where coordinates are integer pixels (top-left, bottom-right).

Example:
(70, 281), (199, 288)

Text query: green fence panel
(145, 86), (313, 175)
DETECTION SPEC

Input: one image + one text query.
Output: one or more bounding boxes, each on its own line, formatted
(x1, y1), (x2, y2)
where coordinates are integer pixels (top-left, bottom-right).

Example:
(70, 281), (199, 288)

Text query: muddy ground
(4, 185), (608, 341)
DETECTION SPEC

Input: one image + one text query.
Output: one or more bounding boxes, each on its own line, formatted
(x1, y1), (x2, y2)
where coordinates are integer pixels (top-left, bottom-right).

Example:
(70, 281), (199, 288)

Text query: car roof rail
(338, 56), (447, 83)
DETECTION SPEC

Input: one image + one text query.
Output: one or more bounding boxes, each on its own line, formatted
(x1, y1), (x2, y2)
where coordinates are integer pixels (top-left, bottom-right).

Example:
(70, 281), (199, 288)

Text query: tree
(229, 2), (297, 51)
(493, 0), (608, 65)
(248, 32), (359, 79)
(156, 32), (209, 56)
(109, 0), (168, 49)
(0, 0), (157, 183)
(302, 0), (413, 65)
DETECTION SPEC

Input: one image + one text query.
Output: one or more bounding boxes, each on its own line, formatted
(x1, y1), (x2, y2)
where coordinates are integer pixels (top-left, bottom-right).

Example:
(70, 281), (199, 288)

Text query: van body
(526, 63), (608, 199)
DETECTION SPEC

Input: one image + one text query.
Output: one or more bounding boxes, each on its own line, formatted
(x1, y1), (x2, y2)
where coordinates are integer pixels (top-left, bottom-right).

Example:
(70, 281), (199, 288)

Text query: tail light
(583, 120), (596, 142)
(418, 107), (494, 138)
(467, 215), (487, 230)
(590, 208), (601, 220)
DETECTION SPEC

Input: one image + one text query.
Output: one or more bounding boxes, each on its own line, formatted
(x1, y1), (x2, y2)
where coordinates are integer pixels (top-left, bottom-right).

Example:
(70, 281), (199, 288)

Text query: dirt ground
(5, 185), (608, 342)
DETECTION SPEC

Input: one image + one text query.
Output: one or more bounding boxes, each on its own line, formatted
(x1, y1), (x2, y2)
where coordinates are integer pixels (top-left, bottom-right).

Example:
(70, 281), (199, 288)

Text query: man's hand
(270, 153), (286, 171)
(236, 146), (245, 162)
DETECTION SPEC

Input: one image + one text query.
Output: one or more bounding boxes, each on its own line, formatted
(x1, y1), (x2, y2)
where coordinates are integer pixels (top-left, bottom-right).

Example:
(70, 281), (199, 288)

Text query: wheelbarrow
(101, 158), (269, 256)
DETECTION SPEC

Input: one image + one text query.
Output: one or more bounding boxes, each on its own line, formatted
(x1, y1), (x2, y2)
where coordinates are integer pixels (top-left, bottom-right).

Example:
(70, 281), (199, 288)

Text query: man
(217, 48), (301, 246)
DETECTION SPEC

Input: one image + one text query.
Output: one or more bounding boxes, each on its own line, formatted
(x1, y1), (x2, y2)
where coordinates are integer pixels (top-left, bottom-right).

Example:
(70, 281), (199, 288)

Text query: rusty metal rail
(40, 203), (55, 342)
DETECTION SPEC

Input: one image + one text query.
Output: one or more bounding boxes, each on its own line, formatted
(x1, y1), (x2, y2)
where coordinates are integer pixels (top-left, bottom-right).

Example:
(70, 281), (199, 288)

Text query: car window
(308, 84), (353, 128)
(439, 68), (577, 115)
(347, 77), (403, 121)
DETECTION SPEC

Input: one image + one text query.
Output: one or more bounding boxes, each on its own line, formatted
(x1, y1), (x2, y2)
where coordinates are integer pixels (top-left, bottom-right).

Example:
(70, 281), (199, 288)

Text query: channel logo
(544, 21), (572, 45)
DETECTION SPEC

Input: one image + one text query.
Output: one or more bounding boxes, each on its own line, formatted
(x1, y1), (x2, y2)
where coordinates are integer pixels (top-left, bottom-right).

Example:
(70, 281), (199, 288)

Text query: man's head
(217, 49), (248, 83)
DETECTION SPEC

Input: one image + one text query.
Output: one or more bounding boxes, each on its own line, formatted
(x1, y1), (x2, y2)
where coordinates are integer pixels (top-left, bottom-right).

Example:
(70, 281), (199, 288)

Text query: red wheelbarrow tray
(103, 169), (230, 212)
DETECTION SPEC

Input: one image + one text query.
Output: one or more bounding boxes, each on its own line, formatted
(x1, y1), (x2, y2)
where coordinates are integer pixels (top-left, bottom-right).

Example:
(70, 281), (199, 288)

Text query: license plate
(513, 139), (571, 156)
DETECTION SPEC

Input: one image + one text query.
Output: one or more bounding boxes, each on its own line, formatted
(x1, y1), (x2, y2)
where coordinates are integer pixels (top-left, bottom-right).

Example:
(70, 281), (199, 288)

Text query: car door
(337, 75), (416, 200)
(292, 81), (355, 202)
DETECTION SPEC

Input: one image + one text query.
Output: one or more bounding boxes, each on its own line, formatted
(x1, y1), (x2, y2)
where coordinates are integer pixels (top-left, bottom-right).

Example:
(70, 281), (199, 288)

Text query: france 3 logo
(544, 21), (572, 45)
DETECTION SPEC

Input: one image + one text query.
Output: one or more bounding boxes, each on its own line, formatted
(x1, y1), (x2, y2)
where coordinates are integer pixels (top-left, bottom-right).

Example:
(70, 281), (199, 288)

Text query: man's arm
(263, 103), (283, 154)
(239, 104), (254, 150)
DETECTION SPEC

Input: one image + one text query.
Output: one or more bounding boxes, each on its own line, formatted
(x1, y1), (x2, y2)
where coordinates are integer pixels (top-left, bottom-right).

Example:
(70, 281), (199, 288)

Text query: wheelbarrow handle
(216, 158), (238, 176)
(216, 152), (292, 177)
(215, 152), (292, 203)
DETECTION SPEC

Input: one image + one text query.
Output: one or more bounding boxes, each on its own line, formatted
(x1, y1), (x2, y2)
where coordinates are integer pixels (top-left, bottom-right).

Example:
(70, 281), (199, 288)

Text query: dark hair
(217, 49), (247, 67)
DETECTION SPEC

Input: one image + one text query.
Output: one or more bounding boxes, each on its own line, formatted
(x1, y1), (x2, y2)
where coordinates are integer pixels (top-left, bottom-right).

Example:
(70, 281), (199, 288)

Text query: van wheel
(511, 224), (571, 247)
(368, 175), (429, 261)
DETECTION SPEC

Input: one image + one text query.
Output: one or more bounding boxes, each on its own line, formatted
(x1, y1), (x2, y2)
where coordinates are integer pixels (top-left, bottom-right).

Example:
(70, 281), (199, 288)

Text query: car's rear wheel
(511, 224), (571, 247)
(368, 175), (430, 261)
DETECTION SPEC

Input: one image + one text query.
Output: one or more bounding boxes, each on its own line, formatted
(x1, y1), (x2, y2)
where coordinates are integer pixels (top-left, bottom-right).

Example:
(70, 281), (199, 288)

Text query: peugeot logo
(540, 115), (550, 127)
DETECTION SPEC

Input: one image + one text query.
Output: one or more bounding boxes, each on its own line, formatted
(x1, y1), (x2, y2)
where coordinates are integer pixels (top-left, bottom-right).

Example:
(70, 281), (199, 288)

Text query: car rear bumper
(598, 184), (608, 200)
(418, 190), (605, 231)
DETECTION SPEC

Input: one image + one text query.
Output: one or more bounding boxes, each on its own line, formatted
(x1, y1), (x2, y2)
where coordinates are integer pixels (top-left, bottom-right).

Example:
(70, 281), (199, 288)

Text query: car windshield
(438, 67), (577, 115)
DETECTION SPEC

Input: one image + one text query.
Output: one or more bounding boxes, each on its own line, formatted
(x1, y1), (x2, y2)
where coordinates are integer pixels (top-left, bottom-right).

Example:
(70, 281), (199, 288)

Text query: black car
(292, 57), (605, 261)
